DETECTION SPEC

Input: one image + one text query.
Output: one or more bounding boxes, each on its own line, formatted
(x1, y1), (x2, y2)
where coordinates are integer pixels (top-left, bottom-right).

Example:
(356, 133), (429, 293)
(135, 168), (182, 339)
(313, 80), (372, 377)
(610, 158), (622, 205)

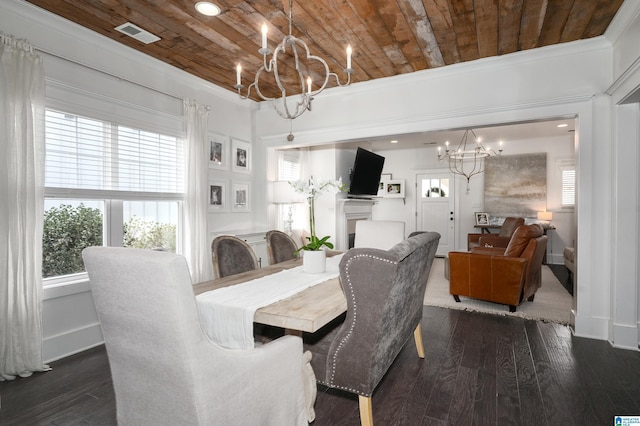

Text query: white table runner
(197, 253), (343, 350)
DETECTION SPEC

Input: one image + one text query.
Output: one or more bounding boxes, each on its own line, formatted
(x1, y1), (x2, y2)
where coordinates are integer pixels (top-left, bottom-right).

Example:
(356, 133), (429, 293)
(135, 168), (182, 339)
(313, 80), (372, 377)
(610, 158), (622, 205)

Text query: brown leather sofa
(467, 216), (524, 251)
(449, 224), (547, 312)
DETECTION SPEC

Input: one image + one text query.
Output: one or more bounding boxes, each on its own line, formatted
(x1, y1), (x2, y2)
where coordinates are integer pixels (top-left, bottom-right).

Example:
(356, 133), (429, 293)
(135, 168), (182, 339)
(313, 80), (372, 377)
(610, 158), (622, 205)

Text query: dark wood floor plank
(495, 335), (522, 425)
(448, 365), (478, 424)
(544, 338), (601, 425)
(511, 320), (547, 426)
(523, 321), (576, 425)
(2, 306), (639, 426)
(373, 342), (423, 425)
(472, 333), (498, 425)
(423, 319), (466, 421)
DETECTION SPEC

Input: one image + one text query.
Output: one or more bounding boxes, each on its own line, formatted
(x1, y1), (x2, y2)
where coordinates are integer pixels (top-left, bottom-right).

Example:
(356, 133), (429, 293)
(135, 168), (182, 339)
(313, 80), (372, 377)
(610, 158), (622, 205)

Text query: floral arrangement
(289, 176), (347, 252)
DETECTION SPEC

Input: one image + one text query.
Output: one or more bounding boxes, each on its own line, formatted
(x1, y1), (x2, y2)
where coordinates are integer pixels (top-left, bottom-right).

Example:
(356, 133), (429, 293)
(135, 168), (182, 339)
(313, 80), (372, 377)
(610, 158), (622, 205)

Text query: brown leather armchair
(467, 216), (524, 251)
(450, 224), (547, 312)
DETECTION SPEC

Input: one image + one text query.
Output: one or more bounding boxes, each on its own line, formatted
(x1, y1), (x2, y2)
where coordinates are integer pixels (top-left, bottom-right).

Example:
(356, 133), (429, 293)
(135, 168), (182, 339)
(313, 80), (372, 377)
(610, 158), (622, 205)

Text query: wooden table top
(193, 256), (347, 333)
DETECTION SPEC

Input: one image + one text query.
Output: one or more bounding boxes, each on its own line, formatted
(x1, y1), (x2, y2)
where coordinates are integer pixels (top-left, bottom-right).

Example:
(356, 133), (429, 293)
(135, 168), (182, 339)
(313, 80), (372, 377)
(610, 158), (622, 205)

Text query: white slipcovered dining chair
(82, 247), (308, 425)
(353, 220), (405, 250)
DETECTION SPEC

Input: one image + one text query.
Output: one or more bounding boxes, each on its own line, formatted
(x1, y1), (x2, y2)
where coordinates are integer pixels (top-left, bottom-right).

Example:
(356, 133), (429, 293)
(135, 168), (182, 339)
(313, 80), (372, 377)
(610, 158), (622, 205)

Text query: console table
(474, 224), (556, 234)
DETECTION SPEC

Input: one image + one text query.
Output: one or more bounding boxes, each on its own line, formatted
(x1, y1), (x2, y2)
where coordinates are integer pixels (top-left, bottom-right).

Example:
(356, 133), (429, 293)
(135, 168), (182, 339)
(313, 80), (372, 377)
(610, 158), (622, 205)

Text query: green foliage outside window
(43, 205), (176, 278)
(43, 204), (103, 278)
(123, 216), (176, 252)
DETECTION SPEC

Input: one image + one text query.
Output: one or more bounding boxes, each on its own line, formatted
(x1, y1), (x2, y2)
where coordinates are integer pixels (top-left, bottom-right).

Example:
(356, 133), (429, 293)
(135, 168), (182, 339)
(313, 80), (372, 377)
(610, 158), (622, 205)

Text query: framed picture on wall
(208, 133), (228, 170)
(475, 212), (489, 226)
(232, 181), (250, 212)
(377, 173), (391, 197)
(231, 139), (251, 174)
(208, 180), (227, 211)
(384, 179), (405, 198)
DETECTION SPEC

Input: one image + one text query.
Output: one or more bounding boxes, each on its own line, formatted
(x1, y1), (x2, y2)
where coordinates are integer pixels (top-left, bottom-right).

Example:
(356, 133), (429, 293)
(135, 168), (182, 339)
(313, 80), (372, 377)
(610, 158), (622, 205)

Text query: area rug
(424, 258), (573, 325)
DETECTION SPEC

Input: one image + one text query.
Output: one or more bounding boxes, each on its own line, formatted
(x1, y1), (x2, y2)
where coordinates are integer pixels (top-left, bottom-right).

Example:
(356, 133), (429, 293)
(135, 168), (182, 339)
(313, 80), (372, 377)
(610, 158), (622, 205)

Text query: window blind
(561, 169), (575, 206)
(278, 149), (301, 180)
(45, 110), (183, 195)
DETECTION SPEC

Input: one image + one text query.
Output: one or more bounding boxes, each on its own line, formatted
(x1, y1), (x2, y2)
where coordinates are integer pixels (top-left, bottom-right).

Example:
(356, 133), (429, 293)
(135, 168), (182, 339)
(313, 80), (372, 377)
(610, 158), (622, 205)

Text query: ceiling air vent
(114, 22), (160, 44)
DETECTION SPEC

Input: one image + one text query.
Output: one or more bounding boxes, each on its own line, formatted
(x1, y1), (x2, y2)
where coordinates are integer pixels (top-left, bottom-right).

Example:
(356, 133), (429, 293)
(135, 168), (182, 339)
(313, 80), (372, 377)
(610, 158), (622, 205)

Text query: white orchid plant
(289, 176), (347, 252)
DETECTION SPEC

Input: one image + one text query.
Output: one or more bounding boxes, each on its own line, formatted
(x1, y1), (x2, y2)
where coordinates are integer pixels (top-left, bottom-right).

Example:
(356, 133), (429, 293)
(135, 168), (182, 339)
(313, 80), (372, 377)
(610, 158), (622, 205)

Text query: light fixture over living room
(233, 0), (354, 142)
(437, 129), (503, 192)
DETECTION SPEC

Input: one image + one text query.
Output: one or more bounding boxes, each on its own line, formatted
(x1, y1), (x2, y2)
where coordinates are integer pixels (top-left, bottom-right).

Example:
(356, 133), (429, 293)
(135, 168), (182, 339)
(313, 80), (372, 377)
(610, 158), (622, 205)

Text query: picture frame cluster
(208, 133), (251, 212)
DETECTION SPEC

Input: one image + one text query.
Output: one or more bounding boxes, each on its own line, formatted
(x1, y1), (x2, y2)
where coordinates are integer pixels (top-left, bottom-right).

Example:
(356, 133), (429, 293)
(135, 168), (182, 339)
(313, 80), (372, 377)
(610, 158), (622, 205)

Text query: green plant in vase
(289, 176), (347, 254)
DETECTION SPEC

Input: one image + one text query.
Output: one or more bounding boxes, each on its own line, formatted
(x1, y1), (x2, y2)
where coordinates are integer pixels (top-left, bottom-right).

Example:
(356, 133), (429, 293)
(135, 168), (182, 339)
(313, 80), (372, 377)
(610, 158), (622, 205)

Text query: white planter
(302, 250), (326, 274)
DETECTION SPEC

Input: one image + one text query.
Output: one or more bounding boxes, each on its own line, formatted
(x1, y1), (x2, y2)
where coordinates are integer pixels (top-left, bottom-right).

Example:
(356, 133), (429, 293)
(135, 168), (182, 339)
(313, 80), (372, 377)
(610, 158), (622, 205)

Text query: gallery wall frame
(208, 180), (227, 211)
(232, 181), (250, 212)
(208, 133), (228, 170)
(377, 173), (391, 197)
(231, 138), (251, 174)
(384, 179), (405, 198)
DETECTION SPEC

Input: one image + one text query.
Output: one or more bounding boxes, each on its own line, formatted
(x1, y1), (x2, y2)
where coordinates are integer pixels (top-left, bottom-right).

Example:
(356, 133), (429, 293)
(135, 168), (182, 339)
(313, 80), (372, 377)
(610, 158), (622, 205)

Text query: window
(277, 149), (304, 231)
(43, 109), (184, 280)
(561, 168), (575, 207)
(422, 178), (449, 198)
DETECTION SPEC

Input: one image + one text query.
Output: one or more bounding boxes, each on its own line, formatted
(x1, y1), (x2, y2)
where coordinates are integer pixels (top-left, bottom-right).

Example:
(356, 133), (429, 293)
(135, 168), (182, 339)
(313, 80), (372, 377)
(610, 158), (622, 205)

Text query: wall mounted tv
(348, 147), (385, 198)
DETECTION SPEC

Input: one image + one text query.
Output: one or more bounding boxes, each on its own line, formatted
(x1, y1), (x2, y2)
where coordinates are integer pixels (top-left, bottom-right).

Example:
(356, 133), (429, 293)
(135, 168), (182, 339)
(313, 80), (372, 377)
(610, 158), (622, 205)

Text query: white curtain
(183, 99), (213, 283)
(0, 33), (49, 380)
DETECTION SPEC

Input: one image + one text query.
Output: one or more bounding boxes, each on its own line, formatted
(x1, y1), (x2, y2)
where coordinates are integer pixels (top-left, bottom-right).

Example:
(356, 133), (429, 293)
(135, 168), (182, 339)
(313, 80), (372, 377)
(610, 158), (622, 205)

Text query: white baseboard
(610, 322), (640, 351)
(573, 313), (610, 341)
(43, 322), (104, 363)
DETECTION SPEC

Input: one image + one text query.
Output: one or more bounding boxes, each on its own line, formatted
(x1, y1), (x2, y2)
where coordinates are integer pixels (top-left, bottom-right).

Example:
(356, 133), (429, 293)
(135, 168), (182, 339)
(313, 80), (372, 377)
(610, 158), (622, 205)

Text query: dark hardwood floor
(2, 306), (639, 425)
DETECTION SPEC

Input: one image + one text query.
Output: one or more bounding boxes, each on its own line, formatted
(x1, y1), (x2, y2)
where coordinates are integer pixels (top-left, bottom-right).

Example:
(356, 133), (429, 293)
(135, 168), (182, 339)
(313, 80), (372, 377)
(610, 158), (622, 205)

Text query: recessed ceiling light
(195, 2), (221, 16)
(390, 140), (398, 144)
(557, 123), (568, 128)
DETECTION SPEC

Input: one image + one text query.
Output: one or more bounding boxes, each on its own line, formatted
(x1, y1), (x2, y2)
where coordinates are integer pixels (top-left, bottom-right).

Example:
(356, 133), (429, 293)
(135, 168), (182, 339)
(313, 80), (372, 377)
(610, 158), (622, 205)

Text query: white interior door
(416, 172), (454, 256)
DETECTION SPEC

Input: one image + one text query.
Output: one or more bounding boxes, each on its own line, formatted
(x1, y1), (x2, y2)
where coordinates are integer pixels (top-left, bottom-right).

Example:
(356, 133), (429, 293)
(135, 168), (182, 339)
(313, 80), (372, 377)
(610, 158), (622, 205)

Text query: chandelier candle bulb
(236, 64), (241, 86)
(346, 45), (352, 69)
(261, 24), (268, 49)
(307, 76), (312, 94)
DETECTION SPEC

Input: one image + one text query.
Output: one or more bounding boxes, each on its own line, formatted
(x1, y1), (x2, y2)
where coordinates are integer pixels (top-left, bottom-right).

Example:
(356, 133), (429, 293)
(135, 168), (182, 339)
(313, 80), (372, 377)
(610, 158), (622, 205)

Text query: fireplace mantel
(336, 199), (375, 250)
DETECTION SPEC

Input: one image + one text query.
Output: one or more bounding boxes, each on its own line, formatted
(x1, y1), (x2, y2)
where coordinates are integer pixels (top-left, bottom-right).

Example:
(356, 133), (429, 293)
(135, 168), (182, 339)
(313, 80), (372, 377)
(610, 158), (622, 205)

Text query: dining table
(193, 253), (347, 338)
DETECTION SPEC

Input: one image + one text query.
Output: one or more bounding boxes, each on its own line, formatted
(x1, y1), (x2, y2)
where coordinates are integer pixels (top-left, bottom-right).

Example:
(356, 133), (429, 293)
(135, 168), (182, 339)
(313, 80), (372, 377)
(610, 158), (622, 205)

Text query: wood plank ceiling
(26, 0), (624, 101)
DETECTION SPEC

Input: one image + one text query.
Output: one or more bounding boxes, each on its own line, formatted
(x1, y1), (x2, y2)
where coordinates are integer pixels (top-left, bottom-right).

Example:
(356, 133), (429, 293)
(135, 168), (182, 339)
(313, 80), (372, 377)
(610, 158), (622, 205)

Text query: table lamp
(537, 211), (553, 224)
(272, 181), (304, 235)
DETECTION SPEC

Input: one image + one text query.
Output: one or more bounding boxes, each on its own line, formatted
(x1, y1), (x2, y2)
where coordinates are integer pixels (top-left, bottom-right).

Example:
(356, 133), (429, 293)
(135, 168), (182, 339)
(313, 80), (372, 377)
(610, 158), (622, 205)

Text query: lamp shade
(272, 181), (305, 204)
(537, 211), (553, 221)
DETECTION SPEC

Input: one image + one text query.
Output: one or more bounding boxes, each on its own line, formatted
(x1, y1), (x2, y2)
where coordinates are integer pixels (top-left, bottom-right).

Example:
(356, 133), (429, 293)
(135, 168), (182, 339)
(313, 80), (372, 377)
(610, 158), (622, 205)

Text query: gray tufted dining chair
(211, 235), (259, 279)
(266, 229), (299, 265)
(304, 231), (441, 426)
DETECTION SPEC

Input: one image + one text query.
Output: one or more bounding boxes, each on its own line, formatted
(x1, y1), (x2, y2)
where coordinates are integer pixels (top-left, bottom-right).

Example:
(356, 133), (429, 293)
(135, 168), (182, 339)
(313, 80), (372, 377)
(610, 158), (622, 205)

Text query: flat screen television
(348, 147), (385, 198)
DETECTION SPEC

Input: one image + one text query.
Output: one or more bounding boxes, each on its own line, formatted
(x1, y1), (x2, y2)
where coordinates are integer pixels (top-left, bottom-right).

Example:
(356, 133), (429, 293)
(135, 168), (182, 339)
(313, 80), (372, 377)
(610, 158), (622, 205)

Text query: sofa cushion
(498, 217), (525, 237)
(503, 224), (544, 257)
(563, 246), (575, 262)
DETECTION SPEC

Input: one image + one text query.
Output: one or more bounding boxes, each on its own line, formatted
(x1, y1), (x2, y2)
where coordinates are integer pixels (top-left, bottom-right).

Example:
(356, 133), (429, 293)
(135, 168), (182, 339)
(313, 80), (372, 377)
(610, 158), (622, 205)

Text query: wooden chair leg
(358, 395), (373, 426)
(413, 324), (425, 359)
